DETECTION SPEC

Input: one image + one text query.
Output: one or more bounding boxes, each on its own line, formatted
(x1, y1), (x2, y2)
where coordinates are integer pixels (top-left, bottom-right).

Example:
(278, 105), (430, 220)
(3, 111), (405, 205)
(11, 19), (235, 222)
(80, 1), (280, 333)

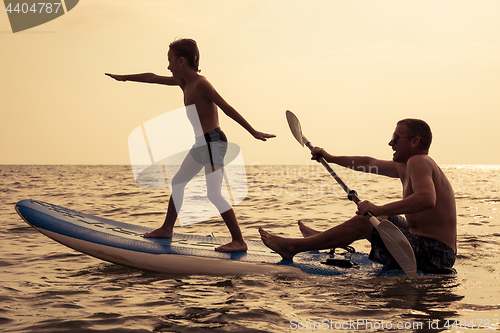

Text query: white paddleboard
(15, 199), (377, 276)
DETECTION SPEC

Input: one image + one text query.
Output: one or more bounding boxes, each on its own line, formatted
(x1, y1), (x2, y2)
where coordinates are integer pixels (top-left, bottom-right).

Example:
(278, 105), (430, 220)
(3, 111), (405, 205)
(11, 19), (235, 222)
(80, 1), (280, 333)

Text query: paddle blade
(286, 110), (304, 146)
(376, 220), (417, 279)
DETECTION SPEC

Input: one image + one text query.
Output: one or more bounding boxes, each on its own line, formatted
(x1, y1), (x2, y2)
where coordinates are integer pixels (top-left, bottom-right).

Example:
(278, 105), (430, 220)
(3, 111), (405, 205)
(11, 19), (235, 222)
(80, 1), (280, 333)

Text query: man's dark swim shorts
(369, 215), (456, 273)
(189, 127), (228, 170)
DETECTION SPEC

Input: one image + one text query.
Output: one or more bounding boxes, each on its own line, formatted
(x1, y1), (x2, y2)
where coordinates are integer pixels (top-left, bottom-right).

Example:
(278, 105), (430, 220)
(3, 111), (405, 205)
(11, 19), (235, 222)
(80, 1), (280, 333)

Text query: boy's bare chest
(182, 84), (201, 105)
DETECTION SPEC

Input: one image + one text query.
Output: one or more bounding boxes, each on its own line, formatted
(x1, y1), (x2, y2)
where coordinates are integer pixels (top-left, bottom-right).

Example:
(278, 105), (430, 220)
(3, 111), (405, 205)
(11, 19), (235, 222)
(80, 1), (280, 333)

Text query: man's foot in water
(259, 227), (297, 260)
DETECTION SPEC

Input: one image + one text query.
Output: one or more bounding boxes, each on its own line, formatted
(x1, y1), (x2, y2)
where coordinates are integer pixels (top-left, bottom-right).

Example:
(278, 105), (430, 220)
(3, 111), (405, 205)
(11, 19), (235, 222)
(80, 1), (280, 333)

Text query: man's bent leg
(259, 215), (374, 260)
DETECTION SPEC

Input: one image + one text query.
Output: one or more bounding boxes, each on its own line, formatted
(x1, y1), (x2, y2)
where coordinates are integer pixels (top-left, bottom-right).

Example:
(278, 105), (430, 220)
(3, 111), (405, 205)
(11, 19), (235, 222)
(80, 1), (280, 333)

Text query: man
(259, 119), (457, 273)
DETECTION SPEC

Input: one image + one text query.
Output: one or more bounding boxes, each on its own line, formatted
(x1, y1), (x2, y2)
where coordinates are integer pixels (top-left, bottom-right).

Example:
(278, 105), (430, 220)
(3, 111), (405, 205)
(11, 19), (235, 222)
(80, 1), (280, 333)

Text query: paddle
(286, 110), (417, 279)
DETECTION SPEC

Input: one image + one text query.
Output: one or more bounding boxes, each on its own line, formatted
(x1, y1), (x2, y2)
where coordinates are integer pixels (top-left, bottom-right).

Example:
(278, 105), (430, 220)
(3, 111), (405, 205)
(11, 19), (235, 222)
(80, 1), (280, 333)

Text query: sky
(1, 0), (500, 165)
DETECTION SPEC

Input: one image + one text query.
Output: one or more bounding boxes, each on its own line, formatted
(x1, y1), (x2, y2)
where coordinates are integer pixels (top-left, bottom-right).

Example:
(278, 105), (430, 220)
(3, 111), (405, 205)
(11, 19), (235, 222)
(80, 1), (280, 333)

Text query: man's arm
(199, 79), (275, 141)
(357, 155), (436, 216)
(105, 73), (179, 86)
(310, 147), (400, 178)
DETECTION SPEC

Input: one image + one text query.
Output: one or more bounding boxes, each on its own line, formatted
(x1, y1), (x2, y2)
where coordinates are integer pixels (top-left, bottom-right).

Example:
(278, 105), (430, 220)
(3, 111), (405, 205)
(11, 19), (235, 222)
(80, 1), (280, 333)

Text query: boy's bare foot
(259, 227), (296, 260)
(298, 220), (321, 238)
(215, 240), (248, 252)
(143, 228), (173, 239)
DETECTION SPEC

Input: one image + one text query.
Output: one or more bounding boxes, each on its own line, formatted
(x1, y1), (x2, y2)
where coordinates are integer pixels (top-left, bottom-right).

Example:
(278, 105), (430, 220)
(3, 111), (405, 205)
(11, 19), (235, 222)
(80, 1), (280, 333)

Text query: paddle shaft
(303, 136), (377, 222)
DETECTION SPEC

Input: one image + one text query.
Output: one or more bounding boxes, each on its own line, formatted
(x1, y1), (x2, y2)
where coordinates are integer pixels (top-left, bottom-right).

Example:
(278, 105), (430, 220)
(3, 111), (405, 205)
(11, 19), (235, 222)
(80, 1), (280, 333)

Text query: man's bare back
(399, 155), (457, 252)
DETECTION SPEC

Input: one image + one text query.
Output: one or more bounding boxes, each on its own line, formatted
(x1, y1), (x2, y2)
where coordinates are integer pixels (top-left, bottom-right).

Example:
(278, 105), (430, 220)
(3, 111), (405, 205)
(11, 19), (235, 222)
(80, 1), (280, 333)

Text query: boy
(106, 39), (275, 252)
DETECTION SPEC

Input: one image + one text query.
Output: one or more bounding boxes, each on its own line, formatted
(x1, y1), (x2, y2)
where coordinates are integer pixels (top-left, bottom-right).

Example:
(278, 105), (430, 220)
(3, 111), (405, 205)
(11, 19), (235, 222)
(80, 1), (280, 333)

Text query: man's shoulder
(407, 154), (442, 176)
(407, 154), (434, 166)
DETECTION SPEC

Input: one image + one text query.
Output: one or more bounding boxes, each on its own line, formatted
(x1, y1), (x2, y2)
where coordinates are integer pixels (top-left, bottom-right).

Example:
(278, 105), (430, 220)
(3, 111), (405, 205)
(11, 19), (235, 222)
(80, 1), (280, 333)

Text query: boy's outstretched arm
(105, 73), (178, 86)
(199, 79), (276, 141)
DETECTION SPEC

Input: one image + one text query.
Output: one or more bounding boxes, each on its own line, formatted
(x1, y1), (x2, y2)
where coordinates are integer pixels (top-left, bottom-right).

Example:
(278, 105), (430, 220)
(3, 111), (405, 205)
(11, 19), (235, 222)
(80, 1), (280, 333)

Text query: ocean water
(1, 164), (499, 332)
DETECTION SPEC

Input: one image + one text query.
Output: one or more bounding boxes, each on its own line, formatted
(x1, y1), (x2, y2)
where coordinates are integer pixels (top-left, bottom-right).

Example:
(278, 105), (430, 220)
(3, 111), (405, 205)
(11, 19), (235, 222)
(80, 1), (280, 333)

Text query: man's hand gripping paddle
(286, 110), (417, 279)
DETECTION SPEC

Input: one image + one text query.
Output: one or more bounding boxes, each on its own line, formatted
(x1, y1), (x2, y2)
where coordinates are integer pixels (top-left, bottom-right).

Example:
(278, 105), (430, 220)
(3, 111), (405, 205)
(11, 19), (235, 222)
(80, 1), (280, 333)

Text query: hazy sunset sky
(1, 0), (499, 165)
